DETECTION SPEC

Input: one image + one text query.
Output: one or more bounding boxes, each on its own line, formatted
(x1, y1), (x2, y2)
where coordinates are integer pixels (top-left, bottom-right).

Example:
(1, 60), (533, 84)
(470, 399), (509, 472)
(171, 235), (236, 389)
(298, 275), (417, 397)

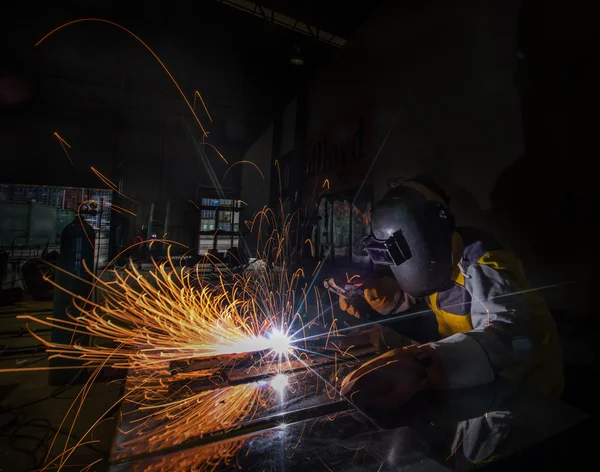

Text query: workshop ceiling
(2, 0), (383, 151)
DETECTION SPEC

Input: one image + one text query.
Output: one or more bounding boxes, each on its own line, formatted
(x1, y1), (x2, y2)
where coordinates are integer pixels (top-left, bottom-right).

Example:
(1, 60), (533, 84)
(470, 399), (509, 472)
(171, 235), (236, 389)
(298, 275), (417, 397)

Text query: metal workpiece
(109, 331), (586, 472)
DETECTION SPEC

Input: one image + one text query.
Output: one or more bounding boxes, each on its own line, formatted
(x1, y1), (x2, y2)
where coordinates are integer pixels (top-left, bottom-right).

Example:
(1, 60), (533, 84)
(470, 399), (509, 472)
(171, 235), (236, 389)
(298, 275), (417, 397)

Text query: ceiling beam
(216, 0), (347, 47)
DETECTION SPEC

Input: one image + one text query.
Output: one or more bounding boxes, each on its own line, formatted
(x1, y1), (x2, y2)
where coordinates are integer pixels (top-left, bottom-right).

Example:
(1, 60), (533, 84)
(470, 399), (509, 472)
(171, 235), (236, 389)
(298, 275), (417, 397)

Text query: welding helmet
(365, 179), (454, 298)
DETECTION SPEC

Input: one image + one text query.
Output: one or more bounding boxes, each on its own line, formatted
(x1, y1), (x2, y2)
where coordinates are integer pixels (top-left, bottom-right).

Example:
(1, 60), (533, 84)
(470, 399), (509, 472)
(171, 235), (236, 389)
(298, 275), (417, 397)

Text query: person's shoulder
(457, 227), (505, 267)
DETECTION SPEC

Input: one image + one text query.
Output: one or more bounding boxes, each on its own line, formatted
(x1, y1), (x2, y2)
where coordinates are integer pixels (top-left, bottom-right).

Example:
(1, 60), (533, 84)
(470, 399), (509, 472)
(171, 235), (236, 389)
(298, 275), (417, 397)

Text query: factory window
(0, 184), (112, 265)
(197, 196), (243, 255)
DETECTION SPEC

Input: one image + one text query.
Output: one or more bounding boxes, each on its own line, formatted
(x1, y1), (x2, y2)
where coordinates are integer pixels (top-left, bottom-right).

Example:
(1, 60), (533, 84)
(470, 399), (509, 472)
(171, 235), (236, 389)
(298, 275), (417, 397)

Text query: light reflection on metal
(267, 329), (292, 355)
(270, 373), (289, 394)
(116, 379), (264, 459)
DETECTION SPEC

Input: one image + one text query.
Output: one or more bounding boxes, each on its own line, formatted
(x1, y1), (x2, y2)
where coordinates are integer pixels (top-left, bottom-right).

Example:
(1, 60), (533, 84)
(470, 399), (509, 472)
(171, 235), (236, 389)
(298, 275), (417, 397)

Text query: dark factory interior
(1, 1), (596, 470)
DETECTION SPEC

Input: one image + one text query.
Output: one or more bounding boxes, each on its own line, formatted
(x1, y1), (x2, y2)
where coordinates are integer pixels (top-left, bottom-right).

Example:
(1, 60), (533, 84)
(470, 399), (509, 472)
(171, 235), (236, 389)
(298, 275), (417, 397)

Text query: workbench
(108, 325), (587, 471)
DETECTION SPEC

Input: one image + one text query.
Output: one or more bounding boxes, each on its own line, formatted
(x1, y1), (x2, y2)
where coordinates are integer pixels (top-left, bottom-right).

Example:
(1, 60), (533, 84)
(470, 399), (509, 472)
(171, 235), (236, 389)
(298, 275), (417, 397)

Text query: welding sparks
(116, 379), (264, 457)
(37, 19), (209, 137)
(90, 166), (137, 203)
(53, 132), (75, 168)
(221, 160), (265, 183)
(224, 330), (293, 357)
(3, 145), (350, 470)
(13, 204), (317, 373)
(18, 255), (279, 369)
(188, 199), (200, 210)
(5, 15), (557, 470)
(7, 215), (347, 472)
(193, 90), (214, 123)
(109, 202), (136, 216)
(13, 17), (363, 472)
(267, 329), (292, 355)
(203, 141), (229, 164)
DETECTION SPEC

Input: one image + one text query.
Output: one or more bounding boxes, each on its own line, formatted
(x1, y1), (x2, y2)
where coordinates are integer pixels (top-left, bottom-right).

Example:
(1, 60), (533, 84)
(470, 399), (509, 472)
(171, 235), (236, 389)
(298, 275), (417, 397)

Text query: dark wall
(489, 0), (597, 318)
(304, 0), (524, 210)
(1, 1), (334, 250)
(0, 3), (261, 248)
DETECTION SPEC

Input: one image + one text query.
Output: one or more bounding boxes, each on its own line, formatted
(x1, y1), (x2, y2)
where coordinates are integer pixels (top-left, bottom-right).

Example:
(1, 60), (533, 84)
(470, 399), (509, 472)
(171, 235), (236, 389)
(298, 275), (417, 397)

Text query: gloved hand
(338, 276), (406, 319)
(341, 344), (448, 410)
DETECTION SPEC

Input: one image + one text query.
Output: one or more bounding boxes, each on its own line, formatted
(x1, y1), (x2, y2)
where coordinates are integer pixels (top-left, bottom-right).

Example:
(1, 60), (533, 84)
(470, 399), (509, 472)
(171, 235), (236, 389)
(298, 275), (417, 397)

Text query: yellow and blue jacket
(367, 227), (563, 399)
(427, 227), (563, 399)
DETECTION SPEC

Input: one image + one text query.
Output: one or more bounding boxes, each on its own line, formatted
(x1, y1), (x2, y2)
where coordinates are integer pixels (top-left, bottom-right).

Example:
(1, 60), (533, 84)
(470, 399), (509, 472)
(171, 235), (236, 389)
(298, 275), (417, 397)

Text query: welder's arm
(429, 262), (533, 389)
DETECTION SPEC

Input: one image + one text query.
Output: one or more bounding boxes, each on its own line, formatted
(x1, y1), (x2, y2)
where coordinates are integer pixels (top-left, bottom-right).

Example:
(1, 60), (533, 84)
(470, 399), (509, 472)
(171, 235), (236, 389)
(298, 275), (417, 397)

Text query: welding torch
(324, 277), (387, 321)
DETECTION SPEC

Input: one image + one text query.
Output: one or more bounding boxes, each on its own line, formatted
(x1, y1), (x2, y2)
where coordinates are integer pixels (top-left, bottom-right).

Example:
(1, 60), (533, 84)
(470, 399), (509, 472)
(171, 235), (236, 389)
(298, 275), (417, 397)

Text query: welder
(339, 177), (563, 409)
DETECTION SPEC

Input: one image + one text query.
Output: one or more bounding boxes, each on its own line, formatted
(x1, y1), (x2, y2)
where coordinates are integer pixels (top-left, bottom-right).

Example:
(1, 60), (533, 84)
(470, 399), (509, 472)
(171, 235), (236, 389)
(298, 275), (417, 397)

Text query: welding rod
(167, 346), (377, 393)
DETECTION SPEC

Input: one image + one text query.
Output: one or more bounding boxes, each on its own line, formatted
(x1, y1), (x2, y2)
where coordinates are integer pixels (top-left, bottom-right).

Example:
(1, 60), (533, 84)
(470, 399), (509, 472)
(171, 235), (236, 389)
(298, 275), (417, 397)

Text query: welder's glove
(339, 276), (409, 319)
(338, 295), (361, 318)
(341, 344), (448, 410)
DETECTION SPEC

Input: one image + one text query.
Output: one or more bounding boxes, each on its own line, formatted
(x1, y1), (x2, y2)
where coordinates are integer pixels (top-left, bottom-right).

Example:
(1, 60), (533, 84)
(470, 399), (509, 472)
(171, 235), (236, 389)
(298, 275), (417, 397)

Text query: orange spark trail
(0, 183), (368, 470)
(36, 19), (208, 137)
(17, 239), (305, 370)
(305, 238), (315, 257)
(90, 166), (118, 191)
(110, 203), (136, 216)
(311, 261), (322, 277)
(203, 142), (229, 164)
(221, 160), (265, 183)
(90, 166), (137, 204)
(193, 90), (214, 123)
(53, 132), (75, 168)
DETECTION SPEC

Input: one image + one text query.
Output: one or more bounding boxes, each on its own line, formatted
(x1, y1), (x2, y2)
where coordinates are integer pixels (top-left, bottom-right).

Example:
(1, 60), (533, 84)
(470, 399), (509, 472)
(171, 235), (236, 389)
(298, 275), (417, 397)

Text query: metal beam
(216, 0), (347, 47)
